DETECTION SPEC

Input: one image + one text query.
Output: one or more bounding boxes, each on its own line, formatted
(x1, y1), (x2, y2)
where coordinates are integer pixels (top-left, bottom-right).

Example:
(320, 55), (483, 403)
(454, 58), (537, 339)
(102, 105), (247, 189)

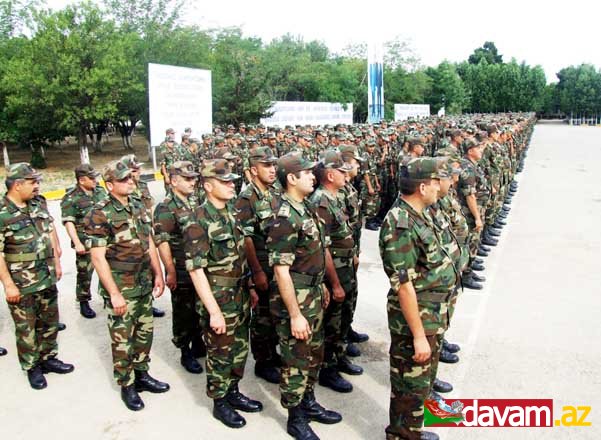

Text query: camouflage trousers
(105, 293), (154, 386)
(199, 303), (250, 399)
(250, 269), (279, 364)
(275, 298), (324, 408)
(361, 180), (381, 219)
(324, 259), (357, 368)
(75, 252), (93, 302)
(170, 271), (202, 349)
(7, 285), (59, 370)
(386, 333), (441, 440)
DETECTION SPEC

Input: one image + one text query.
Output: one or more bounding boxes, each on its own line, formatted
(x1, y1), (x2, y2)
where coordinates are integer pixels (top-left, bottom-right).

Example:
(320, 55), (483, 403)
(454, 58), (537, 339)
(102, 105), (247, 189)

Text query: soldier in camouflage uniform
(153, 161), (205, 375)
(309, 151), (363, 396)
(266, 152), (342, 440)
(60, 163), (108, 319)
(85, 160), (169, 411)
(361, 139), (382, 230)
(0, 163), (74, 390)
(157, 128), (179, 191)
(183, 159), (263, 429)
(233, 146), (282, 385)
(379, 158), (459, 440)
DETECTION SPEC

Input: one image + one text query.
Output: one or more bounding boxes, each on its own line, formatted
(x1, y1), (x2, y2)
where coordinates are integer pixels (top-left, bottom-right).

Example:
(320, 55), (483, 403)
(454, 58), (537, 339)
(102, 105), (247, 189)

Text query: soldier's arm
(188, 267), (226, 334)
(90, 246), (127, 316)
(157, 242), (176, 290)
(153, 204), (177, 290)
(466, 195), (482, 229)
(397, 280), (430, 363)
(324, 248), (344, 303)
(363, 173), (374, 193)
(274, 264), (311, 340)
(148, 238), (165, 297)
(0, 255), (20, 304)
(64, 222), (85, 254)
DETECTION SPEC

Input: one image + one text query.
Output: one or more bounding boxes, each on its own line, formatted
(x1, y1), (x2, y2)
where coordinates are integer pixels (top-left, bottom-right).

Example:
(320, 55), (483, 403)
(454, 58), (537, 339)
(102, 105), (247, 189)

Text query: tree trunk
(1, 142), (9, 170)
(79, 123), (90, 164)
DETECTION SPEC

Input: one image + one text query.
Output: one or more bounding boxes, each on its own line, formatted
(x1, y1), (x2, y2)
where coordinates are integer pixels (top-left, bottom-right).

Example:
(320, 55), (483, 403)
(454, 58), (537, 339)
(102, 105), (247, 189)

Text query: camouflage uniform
(0, 190), (58, 371)
(60, 183), (108, 302)
(361, 144), (381, 221)
(266, 192), (327, 408)
(379, 159), (459, 440)
(84, 187), (155, 387)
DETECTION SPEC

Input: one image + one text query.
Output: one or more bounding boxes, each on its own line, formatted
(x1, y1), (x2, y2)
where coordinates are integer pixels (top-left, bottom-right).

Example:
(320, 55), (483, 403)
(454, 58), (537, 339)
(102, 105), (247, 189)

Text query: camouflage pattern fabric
(360, 152), (381, 218)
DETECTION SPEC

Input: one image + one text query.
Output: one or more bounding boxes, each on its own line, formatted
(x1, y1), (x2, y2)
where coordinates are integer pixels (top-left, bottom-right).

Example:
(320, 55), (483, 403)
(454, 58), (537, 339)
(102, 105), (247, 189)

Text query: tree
(468, 41), (503, 65)
(556, 64), (601, 116)
(425, 61), (468, 114)
(0, 0), (39, 38)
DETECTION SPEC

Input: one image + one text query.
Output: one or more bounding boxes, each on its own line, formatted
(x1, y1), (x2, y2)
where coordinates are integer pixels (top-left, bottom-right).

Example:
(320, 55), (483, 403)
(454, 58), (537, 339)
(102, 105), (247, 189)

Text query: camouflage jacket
(379, 198), (459, 336)
(338, 182), (362, 255)
(132, 180), (154, 217)
(60, 184), (108, 244)
(0, 196), (56, 295)
(153, 193), (198, 272)
(428, 200), (467, 275)
(458, 157), (489, 210)
(158, 141), (181, 168)
(84, 194), (153, 298)
(233, 181), (280, 268)
(309, 186), (354, 256)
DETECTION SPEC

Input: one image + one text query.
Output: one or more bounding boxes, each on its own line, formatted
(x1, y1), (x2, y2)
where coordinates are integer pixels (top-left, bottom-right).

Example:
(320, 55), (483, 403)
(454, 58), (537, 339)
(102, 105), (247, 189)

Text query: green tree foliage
(468, 41), (503, 65)
(425, 61), (469, 114)
(555, 64), (601, 115)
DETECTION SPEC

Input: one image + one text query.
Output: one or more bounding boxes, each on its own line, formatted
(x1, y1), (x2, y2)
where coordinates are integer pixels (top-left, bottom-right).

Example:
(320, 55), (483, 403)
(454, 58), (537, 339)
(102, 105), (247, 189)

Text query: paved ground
(1, 122), (599, 439)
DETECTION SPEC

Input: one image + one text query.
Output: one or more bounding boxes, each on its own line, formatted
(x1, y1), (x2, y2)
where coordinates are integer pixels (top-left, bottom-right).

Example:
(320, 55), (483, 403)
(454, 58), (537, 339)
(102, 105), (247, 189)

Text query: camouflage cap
(75, 163), (100, 179)
(263, 132), (276, 140)
(434, 146), (461, 163)
(321, 150), (353, 172)
(407, 136), (424, 147)
(166, 128), (175, 134)
(214, 147), (238, 160)
(401, 158), (440, 180)
(169, 160), (199, 178)
(461, 138), (479, 154)
(184, 127), (192, 133)
(277, 152), (316, 176)
(120, 154), (143, 169)
(102, 159), (132, 182)
(214, 136), (225, 144)
(365, 139), (376, 147)
(201, 159), (240, 181)
(339, 145), (365, 162)
(7, 162), (41, 180)
(435, 157), (452, 179)
(249, 146), (277, 163)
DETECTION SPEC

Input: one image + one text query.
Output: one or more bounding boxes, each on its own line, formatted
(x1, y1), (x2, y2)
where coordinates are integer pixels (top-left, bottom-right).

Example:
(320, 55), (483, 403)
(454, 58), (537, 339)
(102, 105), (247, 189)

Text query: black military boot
(473, 258), (485, 265)
(181, 346), (203, 374)
(226, 383), (263, 412)
(364, 219), (379, 231)
(318, 367), (353, 393)
(481, 233), (498, 247)
(287, 405), (319, 440)
(429, 389), (444, 401)
(348, 327), (369, 343)
(337, 356), (363, 375)
(477, 247), (489, 257)
(432, 378), (453, 393)
(421, 431), (440, 440)
(442, 339), (460, 353)
(0, 346), (7, 356)
(191, 335), (207, 358)
(487, 227), (501, 237)
(152, 306), (165, 317)
(134, 370), (170, 393)
(345, 342), (361, 357)
(254, 361), (280, 384)
(471, 272), (486, 282)
(495, 217), (507, 226)
(27, 365), (47, 390)
(300, 390), (342, 424)
(41, 358), (74, 374)
(213, 397), (246, 428)
(462, 272), (483, 290)
(439, 348), (459, 364)
(471, 261), (485, 271)
(121, 384), (144, 411)
(79, 301), (96, 319)
(57, 322), (66, 331)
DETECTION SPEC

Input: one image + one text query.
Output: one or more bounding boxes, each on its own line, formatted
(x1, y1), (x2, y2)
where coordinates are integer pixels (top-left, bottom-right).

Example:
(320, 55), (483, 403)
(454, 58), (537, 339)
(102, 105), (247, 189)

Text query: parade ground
(0, 122), (599, 439)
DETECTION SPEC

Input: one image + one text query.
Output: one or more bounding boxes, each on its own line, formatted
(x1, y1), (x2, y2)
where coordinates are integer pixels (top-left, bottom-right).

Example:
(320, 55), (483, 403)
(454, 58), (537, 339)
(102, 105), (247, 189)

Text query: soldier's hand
(210, 312), (226, 335)
(332, 285), (345, 303)
(475, 219), (484, 232)
(165, 270), (177, 291)
(5, 284), (21, 304)
(291, 314), (311, 341)
(249, 288), (259, 309)
(153, 275), (165, 298)
(54, 260), (63, 281)
(412, 336), (432, 364)
(111, 293), (127, 316)
(353, 255), (359, 271)
(376, 183), (382, 192)
(74, 243), (87, 255)
(253, 270), (269, 292)
(368, 187), (375, 196)
(322, 285), (331, 309)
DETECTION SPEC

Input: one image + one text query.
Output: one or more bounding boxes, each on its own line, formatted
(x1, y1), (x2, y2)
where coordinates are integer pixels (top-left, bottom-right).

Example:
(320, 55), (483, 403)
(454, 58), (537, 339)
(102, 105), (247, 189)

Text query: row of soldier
(0, 112), (535, 440)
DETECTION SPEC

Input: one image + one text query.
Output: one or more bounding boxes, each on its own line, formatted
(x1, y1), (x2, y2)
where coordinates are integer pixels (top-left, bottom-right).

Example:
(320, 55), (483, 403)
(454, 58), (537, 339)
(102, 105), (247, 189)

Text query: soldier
(266, 152), (342, 440)
(361, 139), (382, 231)
(0, 163), (74, 390)
(60, 164), (108, 319)
(233, 146), (281, 385)
(153, 161), (205, 375)
(309, 151), (363, 396)
(379, 158), (459, 440)
(157, 128), (179, 191)
(85, 160), (169, 411)
(184, 159), (262, 429)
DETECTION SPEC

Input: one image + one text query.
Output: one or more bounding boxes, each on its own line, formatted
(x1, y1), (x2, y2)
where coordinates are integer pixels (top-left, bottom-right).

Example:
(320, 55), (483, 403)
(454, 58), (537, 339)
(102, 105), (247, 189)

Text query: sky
(47, 0), (599, 83)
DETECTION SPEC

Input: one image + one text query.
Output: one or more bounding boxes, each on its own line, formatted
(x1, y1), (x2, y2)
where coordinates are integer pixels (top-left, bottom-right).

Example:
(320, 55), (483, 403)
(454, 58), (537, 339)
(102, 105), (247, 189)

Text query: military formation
(0, 113), (535, 440)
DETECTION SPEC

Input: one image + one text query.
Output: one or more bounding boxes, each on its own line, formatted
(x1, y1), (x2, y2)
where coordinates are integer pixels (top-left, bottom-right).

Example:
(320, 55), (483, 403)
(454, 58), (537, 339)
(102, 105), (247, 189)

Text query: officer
(266, 152), (342, 440)
(60, 163), (108, 319)
(0, 163), (74, 390)
(379, 157), (458, 440)
(85, 160), (169, 411)
(153, 161), (205, 375)
(184, 159), (263, 429)
(233, 146), (281, 384)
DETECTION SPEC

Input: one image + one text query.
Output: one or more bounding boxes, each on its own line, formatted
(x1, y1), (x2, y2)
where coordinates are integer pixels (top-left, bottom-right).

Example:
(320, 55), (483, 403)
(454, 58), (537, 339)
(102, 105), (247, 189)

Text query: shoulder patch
(319, 193), (330, 209)
(277, 202), (291, 218)
(395, 209), (410, 229)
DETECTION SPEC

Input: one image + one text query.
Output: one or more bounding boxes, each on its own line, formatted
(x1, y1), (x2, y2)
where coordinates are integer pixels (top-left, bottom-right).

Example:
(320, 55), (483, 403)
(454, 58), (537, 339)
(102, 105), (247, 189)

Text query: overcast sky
(48, 0), (598, 83)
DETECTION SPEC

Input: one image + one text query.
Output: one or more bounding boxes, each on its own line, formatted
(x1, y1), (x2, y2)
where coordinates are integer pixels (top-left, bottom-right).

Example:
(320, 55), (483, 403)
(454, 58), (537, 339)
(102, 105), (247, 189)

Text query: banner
(260, 101), (353, 127)
(367, 42), (385, 123)
(148, 63), (212, 147)
(394, 104), (431, 121)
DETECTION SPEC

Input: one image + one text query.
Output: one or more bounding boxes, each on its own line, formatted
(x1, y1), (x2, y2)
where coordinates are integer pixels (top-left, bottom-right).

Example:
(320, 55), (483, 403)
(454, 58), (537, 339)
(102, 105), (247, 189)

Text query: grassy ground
(0, 134), (154, 192)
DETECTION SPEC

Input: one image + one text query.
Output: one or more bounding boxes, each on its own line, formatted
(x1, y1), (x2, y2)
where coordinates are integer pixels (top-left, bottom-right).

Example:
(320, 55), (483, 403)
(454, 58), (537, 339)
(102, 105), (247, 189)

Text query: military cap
(263, 132), (276, 140)
(201, 133), (213, 140)
(303, 135), (313, 141)
(224, 133), (233, 139)
(227, 124), (235, 130)
(120, 154), (143, 169)
(434, 146), (461, 163)
(184, 127), (192, 133)
(7, 162), (41, 180)
(401, 158), (440, 180)
(277, 152), (316, 176)
(321, 150), (353, 172)
(214, 147), (238, 160)
(334, 133), (346, 140)
(365, 139), (376, 147)
(102, 159), (132, 182)
(232, 133), (243, 140)
(189, 137), (201, 144)
(246, 136), (258, 143)
(475, 131), (488, 142)
(75, 163), (100, 179)
(164, 136), (174, 142)
(214, 136), (225, 144)
(407, 136), (424, 147)
(461, 138), (479, 154)
(249, 146), (277, 163)
(166, 128), (175, 134)
(201, 159), (240, 181)
(449, 129), (463, 138)
(169, 160), (199, 178)
(239, 123), (246, 128)
(257, 124), (266, 129)
(486, 124), (499, 134)
(339, 145), (365, 162)
(435, 158), (451, 179)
